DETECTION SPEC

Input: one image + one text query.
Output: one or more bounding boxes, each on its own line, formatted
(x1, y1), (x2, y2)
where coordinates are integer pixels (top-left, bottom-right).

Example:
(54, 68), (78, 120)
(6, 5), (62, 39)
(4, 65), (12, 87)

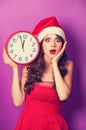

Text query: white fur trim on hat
(38, 26), (66, 42)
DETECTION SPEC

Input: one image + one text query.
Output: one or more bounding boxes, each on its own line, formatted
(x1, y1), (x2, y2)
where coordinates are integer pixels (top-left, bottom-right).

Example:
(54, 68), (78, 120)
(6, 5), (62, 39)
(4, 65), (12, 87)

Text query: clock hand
(22, 40), (25, 52)
(20, 36), (25, 52)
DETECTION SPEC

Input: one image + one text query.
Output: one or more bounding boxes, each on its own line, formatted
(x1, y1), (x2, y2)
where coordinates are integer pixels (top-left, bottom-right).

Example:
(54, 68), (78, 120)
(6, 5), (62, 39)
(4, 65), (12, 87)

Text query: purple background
(0, 0), (86, 130)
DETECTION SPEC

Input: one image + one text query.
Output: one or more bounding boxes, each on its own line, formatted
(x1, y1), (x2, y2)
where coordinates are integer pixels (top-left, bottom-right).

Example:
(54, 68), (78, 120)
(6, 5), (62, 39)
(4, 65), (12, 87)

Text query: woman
(3, 16), (73, 130)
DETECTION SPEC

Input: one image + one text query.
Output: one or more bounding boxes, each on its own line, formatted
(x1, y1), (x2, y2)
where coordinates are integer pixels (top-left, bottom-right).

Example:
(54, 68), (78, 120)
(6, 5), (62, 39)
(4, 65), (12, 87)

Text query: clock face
(5, 31), (40, 65)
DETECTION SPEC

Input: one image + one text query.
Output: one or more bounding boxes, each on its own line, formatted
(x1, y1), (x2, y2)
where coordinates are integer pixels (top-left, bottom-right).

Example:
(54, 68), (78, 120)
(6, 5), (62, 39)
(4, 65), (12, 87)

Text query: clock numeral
(9, 43), (13, 47)
(32, 48), (36, 52)
(23, 35), (28, 39)
(17, 35), (23, 40)
(13, 54), (17, 59)
(12, 38), (17, 43)
(30, 37), (32, 42)
(17, 34), (21, 39)
(32, 42), (36, 47)
(17, 34), (27, 40)
(19, 57), (22, 61)
(29, 53), (33, 57)
(9, 49), (13, 53)
(25, 57), (28, 61)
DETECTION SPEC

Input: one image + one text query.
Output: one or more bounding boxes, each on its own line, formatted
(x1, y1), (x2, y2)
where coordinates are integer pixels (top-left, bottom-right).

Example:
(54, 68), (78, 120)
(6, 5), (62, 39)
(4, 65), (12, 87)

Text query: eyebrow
(45, 37), (51, 39)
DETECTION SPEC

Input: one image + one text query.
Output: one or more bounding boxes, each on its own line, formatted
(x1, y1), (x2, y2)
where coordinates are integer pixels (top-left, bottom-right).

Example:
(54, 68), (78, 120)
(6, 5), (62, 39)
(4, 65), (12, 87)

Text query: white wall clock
(5, 31), (40, 65)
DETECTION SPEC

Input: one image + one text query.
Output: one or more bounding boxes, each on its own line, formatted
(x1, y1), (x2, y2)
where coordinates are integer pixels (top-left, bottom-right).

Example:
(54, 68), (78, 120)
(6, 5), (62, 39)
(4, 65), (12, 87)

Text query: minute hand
(22, 40), (25, 52)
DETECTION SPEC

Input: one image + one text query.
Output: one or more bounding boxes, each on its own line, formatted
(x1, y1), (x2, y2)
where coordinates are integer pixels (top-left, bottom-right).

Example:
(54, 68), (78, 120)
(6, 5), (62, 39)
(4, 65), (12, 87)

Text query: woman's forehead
(43, 34), (58, 39)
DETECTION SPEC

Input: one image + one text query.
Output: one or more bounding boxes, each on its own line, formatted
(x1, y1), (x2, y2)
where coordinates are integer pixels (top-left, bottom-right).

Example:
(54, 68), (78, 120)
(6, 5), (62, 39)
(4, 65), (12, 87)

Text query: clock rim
(5, 30), (40, 65)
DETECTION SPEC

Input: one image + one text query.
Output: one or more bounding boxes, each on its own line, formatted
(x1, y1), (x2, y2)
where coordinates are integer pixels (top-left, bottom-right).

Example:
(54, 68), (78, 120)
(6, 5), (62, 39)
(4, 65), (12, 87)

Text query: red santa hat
(32, 16), (66, 42)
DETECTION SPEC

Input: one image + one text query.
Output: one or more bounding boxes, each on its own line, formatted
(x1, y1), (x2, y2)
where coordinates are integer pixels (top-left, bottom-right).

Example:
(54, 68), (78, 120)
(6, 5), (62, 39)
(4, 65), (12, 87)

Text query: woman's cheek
(56, 47), (62, 53)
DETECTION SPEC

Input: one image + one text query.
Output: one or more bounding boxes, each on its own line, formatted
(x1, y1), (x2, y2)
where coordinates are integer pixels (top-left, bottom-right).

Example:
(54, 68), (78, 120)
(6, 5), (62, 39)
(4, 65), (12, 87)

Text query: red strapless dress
(15, 82), (68, 130)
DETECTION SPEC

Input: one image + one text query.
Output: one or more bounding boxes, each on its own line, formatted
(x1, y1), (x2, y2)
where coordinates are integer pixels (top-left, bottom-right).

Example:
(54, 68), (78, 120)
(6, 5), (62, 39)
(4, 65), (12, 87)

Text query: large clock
(5, 31), (40, 65)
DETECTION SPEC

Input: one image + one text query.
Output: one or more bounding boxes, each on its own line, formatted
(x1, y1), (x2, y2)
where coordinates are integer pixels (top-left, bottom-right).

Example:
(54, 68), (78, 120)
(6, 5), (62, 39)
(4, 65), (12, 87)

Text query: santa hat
(32, 16), (66, 42)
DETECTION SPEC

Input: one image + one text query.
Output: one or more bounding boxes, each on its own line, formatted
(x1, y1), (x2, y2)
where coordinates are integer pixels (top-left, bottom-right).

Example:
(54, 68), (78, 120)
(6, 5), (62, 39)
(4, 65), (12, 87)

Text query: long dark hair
(24, 35), (68, 94)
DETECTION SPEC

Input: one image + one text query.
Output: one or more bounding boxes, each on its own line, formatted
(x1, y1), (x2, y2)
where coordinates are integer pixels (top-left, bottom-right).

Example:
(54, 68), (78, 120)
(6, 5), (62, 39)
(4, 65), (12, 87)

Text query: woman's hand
(3, 48), (17, 69)
(52, 41), (67, 64)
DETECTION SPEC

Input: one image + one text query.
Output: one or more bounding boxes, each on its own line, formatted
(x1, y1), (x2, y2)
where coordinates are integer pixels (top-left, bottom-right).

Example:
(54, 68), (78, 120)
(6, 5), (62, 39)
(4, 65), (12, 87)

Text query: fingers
(63, 41), (67, 49)
(64, 41), (67, 45)
(56, 41), (67, 59)
(64, 41), (67, 48)
(3, 49), (8, 64)
(3, 48), (11, 64)
(3, 48), (5, 55)
(3, 48), (8, 58)
(60, 41), (67, 53)
(3, 48), (17, 68)
(52, 41), (67, 63)
(3, 48), (7, 57)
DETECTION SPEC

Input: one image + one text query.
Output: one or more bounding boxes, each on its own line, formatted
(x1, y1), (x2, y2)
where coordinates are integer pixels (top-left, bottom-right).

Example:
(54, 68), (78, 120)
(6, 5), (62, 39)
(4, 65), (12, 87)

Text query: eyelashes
(44, 37), (62, 43)
(44, 38), (50, 42)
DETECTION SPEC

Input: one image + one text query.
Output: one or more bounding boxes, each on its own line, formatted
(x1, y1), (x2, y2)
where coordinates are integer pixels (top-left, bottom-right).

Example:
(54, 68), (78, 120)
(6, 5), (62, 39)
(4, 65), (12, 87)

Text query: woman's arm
(3, 49), (28, 106)
(11, 66), (27, 106)
(52, 42), (73, 101)
(52, 60), (73, 101)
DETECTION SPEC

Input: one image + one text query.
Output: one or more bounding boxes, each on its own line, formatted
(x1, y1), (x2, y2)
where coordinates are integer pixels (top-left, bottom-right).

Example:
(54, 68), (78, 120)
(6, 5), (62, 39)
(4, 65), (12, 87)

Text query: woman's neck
(43, 55), (52, 68)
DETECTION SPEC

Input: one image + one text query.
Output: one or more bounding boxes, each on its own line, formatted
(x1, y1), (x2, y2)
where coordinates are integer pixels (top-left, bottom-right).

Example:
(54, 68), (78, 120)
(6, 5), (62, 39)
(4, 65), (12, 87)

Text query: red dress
(15, 82), (68, 130)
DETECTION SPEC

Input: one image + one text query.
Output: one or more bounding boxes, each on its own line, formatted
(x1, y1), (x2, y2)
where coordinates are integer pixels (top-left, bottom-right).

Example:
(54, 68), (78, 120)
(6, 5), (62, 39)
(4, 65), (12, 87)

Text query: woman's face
(42, 34), (63, 59)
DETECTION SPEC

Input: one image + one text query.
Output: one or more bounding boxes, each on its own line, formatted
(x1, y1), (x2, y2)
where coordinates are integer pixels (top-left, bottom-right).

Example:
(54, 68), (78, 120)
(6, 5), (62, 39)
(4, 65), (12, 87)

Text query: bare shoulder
(65, 60), (73, 72)
(22, 65), (28, 72)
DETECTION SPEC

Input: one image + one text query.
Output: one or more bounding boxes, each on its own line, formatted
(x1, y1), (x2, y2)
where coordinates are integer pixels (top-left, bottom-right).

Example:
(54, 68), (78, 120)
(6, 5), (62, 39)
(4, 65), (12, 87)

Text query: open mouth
(49, 49), (56, 54)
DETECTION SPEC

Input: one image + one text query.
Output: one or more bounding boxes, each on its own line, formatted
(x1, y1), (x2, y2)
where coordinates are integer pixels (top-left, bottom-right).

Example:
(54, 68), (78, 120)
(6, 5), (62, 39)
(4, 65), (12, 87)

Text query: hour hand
(20, 36), (25, 52)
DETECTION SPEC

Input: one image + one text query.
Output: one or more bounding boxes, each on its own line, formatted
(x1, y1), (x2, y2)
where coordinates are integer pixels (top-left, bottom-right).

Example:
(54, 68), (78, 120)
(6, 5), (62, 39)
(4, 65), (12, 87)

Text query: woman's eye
(55, 38), (61, 43)
(45, 38), (50, 42)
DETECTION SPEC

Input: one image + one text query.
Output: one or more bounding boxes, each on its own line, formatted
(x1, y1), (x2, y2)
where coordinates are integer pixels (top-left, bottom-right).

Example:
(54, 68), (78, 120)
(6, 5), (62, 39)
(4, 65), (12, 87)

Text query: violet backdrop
(0, 0), (86, 130)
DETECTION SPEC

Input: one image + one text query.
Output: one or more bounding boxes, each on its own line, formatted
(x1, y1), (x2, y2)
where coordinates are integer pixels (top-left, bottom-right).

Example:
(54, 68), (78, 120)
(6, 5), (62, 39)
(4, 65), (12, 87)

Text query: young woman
(3, 16), (73, 130)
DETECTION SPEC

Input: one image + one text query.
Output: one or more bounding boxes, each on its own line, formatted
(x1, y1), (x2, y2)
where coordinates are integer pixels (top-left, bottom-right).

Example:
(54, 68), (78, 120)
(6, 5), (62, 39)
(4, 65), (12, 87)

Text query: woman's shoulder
(66, 60), (73, 66)
(22, 65), (28, 72)
(22, 65), (28, 77)
(65, 60), (73, 71)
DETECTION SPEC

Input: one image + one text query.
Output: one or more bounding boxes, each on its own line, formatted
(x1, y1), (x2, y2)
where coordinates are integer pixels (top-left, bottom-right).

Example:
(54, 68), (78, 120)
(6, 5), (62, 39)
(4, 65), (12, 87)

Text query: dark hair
(24, 35), (68, 94)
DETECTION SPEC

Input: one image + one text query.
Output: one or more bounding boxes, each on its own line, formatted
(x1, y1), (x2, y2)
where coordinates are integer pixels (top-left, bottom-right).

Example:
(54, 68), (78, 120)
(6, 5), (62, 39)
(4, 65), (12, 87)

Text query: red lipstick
(49, 49), (56, 54)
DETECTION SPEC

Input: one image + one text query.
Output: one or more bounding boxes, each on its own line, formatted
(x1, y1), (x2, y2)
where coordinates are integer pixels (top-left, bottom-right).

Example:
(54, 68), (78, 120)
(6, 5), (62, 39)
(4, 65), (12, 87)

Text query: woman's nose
(51, 41), (55, 47)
